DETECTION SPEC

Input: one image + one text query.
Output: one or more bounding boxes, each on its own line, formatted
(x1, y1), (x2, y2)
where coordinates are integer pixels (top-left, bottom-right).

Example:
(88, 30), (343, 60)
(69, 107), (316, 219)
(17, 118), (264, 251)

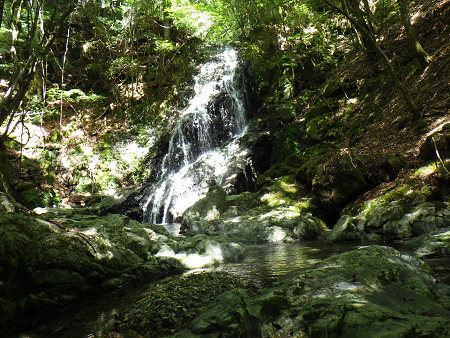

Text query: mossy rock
(295, 144), (330, 184)
(118, 272), (255, 337)
(179, 246), (450, 337)
(270, 120), (305, 163)
(255, 163), (294, 190)
(17, 188), (48, 209)
(181, 186), (227, 231)
(224, 192), (261, 216)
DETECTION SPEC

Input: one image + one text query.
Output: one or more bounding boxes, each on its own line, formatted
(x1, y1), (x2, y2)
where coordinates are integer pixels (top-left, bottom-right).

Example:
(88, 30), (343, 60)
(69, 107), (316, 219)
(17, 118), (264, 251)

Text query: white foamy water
(143, 48), (249, 223)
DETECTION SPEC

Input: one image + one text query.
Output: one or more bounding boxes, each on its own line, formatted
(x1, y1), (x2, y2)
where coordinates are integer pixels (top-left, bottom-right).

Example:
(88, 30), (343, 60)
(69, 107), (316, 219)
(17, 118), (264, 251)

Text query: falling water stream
(143, 48), (248, 224)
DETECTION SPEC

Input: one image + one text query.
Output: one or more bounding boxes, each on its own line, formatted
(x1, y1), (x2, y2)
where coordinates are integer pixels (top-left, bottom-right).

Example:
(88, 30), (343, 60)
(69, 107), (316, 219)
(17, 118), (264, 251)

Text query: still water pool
(10, 240), (447, 337)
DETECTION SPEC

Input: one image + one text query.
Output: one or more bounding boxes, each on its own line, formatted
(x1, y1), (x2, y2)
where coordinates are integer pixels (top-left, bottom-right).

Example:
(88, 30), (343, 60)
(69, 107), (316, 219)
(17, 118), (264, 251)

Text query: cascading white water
(143, 48), (248, 224)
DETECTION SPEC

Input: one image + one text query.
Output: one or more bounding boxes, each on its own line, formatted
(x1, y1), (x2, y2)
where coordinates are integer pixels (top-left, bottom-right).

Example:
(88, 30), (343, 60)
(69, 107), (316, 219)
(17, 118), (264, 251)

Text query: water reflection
(205, 241), (359, 289)
(11, 241), (357, 337)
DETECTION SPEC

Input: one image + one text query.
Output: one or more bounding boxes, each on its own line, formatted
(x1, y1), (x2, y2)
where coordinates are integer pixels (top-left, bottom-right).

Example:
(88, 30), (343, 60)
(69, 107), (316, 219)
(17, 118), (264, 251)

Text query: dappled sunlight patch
(155, 241), (232, 269)
(94, 250), (115, 260)
(257, 208), (299, 221)
(33, 207), (48, 215)
(267, 227), (287, 242)
(314, 263), (343, 270)
(261, 192), (286, 207)
(179, 253), (217, 269)
(82, 227), (98, 237)
(413, 162), (438, 178)
(156, 244), (177, 258)
(435, 229), (450, 240)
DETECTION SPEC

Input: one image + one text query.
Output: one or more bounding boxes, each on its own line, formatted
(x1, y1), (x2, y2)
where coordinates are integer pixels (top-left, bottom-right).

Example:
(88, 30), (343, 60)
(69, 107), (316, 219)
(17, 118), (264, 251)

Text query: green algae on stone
(118, 271), (256, 337)
(178, 246), (450, 337)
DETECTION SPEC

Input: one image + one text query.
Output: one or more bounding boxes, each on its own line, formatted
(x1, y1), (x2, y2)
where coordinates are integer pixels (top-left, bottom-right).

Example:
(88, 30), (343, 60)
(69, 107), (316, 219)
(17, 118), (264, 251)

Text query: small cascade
(143, 48), (248, 224)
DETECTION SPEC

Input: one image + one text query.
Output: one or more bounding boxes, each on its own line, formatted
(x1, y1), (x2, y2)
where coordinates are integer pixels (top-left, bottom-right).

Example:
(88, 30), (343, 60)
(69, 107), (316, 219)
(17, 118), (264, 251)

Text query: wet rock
(330, 202), (449, 242)
(328, 215), (364, 242)
(118, 272), (255, 337)
(404, 227), (450, 258)
(157, 235), (246, 269)
(292, 214), (328, 240)
(182, 185), (328, 243)
(176, 288), (260, 337)
(0, 210), (184, 324)
(181, 186), (227, 232)
(178, 246), (450, 337)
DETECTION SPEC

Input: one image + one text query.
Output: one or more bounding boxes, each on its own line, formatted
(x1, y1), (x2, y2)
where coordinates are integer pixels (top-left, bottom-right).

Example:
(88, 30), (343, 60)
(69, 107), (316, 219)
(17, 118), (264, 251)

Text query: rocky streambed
(1, 188), (449, 337)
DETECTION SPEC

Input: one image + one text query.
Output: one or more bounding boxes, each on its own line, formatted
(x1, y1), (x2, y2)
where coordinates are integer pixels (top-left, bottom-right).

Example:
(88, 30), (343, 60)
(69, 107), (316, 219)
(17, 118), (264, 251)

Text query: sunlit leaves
(168, 0), (215, 39)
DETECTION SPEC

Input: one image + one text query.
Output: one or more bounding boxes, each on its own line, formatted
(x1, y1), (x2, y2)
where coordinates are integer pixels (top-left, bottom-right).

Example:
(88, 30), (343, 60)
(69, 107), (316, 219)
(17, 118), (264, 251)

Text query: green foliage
(46, 88), (106, 104)
(17, 188), (60, 209)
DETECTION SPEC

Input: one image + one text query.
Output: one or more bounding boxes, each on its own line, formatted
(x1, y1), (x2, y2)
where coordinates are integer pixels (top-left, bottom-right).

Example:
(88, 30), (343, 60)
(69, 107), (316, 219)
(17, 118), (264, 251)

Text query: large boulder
(329, 202), (450, 242)
(181, 185), (328, 243)
(118, 271), (255, 337)
(0, 210), (184, 326)
(181, 186), (227, 233)
(404, 227), (450, 258)
(312, 152), (368, 221)
(156, 235), (246, 269)
(178, 246), (450, 337)
(419, 123), (450, 161)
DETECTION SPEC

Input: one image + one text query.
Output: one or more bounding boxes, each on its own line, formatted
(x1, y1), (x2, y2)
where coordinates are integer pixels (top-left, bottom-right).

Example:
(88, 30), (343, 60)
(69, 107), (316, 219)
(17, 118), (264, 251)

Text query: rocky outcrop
(181, 186), (328, 243)
(329, 201), (450, 243)
(404, 227), (450, 258)
(0, 209), (184, 326)
(177, 246), (450, 337)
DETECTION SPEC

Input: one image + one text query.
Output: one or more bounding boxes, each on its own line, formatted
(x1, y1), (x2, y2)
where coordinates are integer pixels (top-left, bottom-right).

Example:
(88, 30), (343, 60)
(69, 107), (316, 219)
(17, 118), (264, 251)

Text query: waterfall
(143, 48), (248, 224)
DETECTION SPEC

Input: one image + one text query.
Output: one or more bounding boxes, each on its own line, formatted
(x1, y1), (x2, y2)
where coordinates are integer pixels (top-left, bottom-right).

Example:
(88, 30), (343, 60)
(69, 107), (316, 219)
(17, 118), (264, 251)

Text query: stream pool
(8, 240), (449, 337)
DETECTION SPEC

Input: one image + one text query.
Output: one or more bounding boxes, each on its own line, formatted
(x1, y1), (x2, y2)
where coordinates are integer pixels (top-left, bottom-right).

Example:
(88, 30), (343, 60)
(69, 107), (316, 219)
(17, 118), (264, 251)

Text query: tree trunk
(342, 0), (378, 72)
(0, 0), (78, 129)
(0, 0), (5, 28)
(322, 0), (420, 118)
(397, 0), (430, 69)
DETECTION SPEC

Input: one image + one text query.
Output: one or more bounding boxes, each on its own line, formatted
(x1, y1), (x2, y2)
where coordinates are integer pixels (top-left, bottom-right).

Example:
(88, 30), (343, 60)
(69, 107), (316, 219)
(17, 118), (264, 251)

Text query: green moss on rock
(118, 271), (255, 337)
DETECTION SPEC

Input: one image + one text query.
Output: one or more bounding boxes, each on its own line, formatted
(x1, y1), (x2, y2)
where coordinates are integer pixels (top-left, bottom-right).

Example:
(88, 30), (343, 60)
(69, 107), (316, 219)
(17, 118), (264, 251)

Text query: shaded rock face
(329, 202), (450, 243)
(312, 154), (367, 224)
(419, 123), (450, 161)
(404, 227), (450, 258)
(0, 210), (184, 326)
(177, 246), (450, 337)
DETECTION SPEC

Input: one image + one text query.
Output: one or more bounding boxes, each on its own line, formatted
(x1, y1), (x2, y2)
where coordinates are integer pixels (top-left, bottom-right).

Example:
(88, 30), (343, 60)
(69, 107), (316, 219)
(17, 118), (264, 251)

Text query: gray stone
(292, 214), (328, 240)
(328, 215), (363, 242)
(179, 246), (450, 337)
(182, 186), (227, 232)
(404, 227), (450, 258)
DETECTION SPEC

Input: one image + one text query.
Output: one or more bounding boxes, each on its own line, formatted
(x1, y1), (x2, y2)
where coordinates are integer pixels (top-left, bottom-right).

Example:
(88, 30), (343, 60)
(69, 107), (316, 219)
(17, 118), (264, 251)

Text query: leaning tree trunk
(322, 0), (420, 118)
(397, 0), (430, 69)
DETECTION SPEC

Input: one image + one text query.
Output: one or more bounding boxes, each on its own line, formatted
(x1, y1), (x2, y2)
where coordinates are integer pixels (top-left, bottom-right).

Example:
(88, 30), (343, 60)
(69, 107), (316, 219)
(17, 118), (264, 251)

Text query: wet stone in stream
(117, 271), (256, 337)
